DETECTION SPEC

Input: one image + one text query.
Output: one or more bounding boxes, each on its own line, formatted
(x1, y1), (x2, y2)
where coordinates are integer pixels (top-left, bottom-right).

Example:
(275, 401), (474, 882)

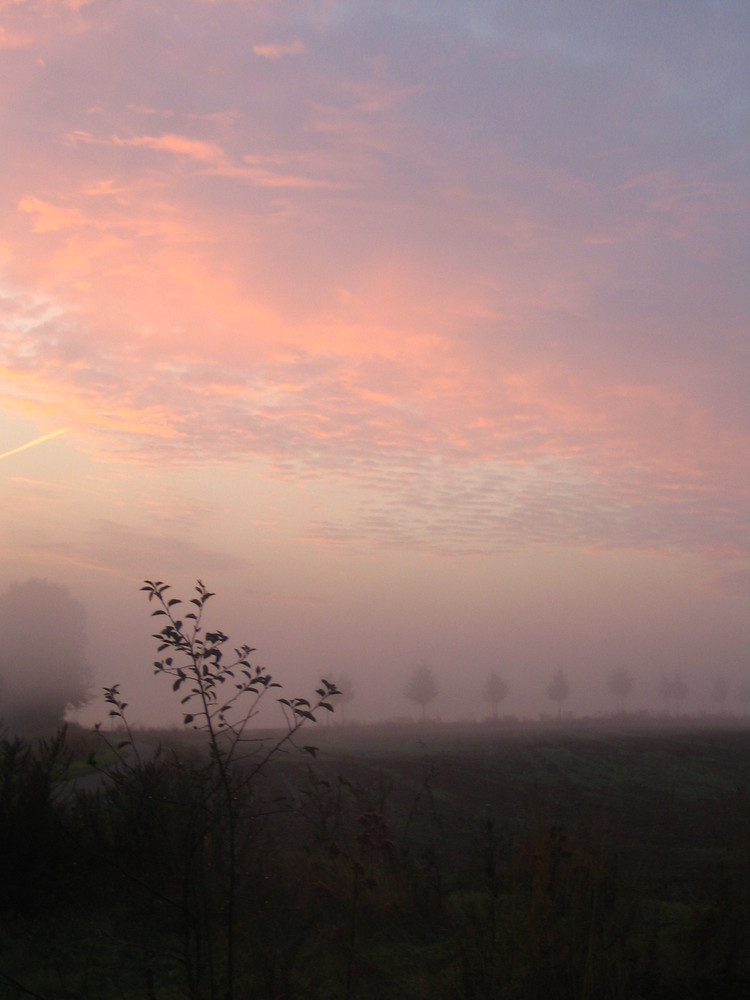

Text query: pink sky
(1, 1), (749, 725)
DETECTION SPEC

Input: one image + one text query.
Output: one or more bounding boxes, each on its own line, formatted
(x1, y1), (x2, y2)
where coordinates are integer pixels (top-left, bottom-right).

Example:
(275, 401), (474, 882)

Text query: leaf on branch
(303, 746), (318, 758)
(183, 714), (194, 725)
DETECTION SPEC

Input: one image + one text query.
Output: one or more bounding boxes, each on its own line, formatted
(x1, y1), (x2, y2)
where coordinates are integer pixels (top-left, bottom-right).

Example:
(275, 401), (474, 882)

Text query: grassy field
(2, 718), (750, 998)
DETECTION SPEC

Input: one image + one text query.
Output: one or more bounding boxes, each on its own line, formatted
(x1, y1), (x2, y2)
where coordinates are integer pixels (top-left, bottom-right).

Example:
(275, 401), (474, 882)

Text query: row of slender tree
(1, 579), (747, 734)
(398, 664), (750, 721)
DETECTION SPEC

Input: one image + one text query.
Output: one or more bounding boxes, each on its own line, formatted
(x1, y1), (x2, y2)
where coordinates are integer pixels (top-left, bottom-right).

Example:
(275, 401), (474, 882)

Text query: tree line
(1, 578), (749, 735)
(402, 663), (750, 722)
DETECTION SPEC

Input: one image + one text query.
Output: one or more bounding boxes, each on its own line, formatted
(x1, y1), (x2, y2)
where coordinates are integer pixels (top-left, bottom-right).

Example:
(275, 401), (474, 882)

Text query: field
(2, 718), (750, 999)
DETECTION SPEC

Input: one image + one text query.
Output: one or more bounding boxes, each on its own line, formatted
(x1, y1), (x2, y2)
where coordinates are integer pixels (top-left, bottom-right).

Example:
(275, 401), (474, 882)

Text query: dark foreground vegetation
(3, 582), (749, 999)
(2, 716), (750, 999)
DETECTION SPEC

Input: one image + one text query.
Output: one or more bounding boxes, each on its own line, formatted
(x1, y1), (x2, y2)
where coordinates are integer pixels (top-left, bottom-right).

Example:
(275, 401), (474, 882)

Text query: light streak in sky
(0, 428), (68, 462)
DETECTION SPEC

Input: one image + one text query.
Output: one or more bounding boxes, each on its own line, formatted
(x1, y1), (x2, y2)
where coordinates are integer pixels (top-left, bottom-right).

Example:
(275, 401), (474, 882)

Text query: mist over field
(1, 568), (747, 735)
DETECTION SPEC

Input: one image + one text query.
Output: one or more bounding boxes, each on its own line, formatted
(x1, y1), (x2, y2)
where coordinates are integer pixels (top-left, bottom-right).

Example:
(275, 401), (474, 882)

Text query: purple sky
(1, 1), (749, 725)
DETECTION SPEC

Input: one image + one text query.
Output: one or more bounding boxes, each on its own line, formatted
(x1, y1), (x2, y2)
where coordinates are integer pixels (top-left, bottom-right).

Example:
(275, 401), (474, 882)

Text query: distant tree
(546, 668), (570, 720)
(657, 675), (673, 715)
(738, 679), (750, 717)
(405, 664), (437, 722)
(658, 673), (688, 717)
(672, 674), (688, 715)
(608, 667), (634, 714)
(483, 671), (509, 720)
(0, 579), (91, 734)
(710, 675), (729, 715)
(329, 672), (355, 723)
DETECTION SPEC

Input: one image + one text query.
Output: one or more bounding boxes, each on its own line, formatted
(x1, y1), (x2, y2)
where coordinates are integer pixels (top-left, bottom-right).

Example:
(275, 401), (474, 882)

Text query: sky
(1, 0), (749, 727)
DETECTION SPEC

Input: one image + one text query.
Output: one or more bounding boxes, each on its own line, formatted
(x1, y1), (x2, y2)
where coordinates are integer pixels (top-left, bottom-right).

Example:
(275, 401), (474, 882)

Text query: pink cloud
(17, 195), (87, 233)
(252, 40), (305, 60)
(111, 133), (227, 166)
(239, 156), (342, 189)
(0, 25), (31, 48)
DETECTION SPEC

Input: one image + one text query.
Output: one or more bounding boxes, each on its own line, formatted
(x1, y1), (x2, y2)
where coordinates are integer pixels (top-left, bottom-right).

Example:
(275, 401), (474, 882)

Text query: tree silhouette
(672, 674), (688, 715)
(738, 679), (750, 718)
(546, 668), (570, 720)
(329, 672), (355, 723)
(483, 671), (509, 719)
(0, 579), (91, 734)
(405, 664), (437, 722)
(710, 675), (729, 715)
(129, 579), (340, 1000)
(608, 667), (634, 714)
(658, 673), (688, 717)
(658, 675), (672, 714)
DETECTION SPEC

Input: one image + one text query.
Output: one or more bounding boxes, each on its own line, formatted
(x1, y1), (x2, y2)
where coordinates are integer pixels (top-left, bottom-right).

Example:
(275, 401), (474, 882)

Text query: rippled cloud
(1, 0), (748, 562)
